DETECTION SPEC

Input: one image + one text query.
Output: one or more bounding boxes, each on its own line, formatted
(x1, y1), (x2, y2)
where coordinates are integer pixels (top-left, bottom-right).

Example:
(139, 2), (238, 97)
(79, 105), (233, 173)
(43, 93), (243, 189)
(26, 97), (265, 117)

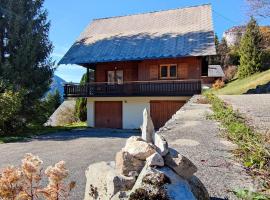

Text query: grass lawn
(209, 69), (270, 95)
(0, 122), (87, 144)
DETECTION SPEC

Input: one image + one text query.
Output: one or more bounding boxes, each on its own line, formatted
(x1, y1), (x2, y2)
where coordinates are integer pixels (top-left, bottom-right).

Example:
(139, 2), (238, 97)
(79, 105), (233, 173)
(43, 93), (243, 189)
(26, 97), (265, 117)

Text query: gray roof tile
(59, 4), (216, 65)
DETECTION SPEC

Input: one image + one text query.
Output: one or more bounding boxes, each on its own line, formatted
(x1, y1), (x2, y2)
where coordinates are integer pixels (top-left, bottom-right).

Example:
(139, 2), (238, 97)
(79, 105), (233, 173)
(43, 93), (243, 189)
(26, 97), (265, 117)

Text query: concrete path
(159, 95), (256, 200)
(0, 129), (140, 199)
(220, 94), (270, 136)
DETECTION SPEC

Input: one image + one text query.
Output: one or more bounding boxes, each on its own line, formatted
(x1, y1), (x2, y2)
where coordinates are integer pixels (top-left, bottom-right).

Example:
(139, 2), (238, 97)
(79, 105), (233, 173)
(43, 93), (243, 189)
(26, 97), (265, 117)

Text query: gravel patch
(0, 129), (140, 199)
(220, 94), (270, 136)
(158, 95), (256, 200)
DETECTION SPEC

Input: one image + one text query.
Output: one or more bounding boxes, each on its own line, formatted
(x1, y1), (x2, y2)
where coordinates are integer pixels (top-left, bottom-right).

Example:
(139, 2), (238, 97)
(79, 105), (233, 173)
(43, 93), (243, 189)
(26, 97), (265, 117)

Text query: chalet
(59, 4), (217, 129)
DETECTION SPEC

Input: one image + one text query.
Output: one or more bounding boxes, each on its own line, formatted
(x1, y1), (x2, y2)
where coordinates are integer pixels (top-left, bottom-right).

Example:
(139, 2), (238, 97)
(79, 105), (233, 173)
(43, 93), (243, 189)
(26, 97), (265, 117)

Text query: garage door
(95, 101), (122, 129)
(150, 101), (185, 129)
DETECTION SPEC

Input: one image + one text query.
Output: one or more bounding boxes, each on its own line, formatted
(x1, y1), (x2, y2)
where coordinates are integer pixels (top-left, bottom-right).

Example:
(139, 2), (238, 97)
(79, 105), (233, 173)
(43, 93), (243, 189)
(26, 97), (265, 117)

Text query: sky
(44, 0), (270, 83)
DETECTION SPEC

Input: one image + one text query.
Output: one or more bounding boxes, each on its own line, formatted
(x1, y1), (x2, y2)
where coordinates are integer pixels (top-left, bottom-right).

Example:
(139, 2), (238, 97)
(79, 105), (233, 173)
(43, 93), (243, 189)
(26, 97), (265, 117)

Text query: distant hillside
(212, 69), (270, 95)
(47, 75), (66, 97)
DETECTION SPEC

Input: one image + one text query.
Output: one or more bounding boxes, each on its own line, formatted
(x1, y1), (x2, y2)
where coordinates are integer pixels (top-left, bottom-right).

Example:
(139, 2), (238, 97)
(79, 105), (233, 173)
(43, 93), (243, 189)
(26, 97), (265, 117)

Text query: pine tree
(238, 17), (263, 78)
(218, 38), (230, 68)
(75, 74), (87, 122)
(0, 0), (53, 130)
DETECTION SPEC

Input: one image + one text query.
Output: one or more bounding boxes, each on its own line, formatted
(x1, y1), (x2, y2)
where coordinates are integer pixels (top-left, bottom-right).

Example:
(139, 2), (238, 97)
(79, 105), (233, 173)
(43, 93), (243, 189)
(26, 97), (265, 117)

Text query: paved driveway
(0, 129), (140, 199)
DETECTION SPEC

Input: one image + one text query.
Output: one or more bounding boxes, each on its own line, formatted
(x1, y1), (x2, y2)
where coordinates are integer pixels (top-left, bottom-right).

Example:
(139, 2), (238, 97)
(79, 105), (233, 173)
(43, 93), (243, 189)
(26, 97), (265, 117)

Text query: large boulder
(188, 176), (210, 200)
(84, 161), (114, 200)
(164, 149), (197, 179)
(115, 150), (145, 176)
(141, 108), (155, 143)
(129, 165), (196, 200)
(106, 170), (136, 198)
(123, 136), (156, 160)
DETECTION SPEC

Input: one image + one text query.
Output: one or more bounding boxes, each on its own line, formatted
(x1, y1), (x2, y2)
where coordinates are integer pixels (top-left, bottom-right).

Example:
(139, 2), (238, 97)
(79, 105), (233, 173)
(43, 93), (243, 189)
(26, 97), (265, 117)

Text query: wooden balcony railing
(64, 80), (202, 98)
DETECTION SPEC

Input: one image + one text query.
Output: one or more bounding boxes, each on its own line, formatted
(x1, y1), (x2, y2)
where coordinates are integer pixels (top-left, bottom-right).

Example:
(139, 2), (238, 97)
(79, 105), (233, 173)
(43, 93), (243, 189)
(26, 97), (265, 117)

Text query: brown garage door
(95, 101), (122, 129)
(150, 101), (185, 129)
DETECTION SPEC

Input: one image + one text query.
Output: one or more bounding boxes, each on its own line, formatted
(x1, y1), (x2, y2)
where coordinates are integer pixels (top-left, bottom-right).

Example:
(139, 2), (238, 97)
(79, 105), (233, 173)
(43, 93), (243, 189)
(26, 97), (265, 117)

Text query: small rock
(164, 149), (197, 179)
(115, 150), (145, 176)
(153, 133), (169, 156)
(123, 138), (156, 160)
(146, 153), (164, 167)
(141, 108), (155, 143)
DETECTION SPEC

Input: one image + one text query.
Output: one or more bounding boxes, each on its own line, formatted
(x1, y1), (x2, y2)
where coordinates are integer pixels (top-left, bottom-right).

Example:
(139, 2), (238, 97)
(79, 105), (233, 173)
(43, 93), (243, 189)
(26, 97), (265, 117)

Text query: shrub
(223, 65), (238, 82)
(0, 153), (75, 200)
(212, 79), (225, 89)
(0, 91), (22, 135)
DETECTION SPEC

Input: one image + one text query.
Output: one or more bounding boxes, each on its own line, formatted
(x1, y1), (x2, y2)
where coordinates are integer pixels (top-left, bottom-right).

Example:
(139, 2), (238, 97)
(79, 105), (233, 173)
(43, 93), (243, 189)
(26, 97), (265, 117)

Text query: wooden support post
(86, 67), (90, 83)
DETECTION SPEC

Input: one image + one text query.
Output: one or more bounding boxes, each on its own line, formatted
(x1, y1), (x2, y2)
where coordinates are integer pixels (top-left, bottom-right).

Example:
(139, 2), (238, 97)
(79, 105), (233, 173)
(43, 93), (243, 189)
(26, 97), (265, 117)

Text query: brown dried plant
(0, 153), (75, 200)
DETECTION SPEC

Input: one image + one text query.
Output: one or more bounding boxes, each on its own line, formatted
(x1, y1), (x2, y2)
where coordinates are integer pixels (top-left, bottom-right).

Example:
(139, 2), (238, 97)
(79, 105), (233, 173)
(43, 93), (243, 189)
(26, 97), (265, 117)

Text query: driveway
(220, 94), (270, 135)
(0, 129), (140, 199)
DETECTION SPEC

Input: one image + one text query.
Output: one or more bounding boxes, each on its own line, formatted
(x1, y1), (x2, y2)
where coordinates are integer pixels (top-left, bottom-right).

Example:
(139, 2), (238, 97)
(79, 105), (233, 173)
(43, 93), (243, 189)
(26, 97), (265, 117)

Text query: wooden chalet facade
(59, 4), (218, 129)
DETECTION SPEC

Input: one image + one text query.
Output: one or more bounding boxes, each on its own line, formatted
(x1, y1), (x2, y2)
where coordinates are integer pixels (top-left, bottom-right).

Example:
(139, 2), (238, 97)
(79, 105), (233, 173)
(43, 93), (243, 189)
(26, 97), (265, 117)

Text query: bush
(212, 79), (225, 89)
(0, 91), (22, 135)
(223, 65), (238, 82)
(0, 153), (75, 200)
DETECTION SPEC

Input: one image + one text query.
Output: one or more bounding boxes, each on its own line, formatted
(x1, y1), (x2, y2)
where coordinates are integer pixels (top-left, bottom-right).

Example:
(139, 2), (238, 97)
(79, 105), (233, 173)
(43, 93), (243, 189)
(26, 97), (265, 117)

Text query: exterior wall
(95, 61), (138, 82)
(87, 101), (94, 127)
(87, 96), (190, 129)
(138, 57), (202, 81)
(94, 57), (202, 82)
(123, 101), (150, 129)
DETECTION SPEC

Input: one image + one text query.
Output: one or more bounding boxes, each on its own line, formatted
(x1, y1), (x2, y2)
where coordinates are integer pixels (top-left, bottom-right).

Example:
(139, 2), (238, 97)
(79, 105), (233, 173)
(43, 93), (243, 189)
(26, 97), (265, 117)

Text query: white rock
(115, 150), (145, 176)
(84, 161), (115, 200)
(146, 152), (164, 167)
(123, 138), (156, 160)
(141, 108), (155, 143)
(153, 133), (169, 156)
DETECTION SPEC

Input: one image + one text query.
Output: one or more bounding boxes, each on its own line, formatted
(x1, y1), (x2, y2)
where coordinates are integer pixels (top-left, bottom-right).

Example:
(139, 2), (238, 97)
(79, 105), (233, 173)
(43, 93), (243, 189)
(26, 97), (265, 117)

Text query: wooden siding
(150, 100), (185, 129)
(138, 57), (202, 81)
(95, 61), (138, 82)
(94, 57), (202, 82)
(95, 101), (122, 128)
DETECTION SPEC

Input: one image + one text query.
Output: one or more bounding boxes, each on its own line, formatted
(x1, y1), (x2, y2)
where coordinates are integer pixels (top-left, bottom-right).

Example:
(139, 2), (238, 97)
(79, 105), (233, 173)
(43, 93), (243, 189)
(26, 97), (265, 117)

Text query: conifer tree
(75, 74), (87, 122)
(0, 0), (53, 130)
(238, 17), (263, 78)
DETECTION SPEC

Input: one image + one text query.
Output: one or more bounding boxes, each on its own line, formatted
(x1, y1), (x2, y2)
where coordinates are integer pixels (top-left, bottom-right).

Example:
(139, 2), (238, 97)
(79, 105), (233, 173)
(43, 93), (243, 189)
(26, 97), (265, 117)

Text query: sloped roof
(208, 65), (225, 77)
(59, 4), (216, 65)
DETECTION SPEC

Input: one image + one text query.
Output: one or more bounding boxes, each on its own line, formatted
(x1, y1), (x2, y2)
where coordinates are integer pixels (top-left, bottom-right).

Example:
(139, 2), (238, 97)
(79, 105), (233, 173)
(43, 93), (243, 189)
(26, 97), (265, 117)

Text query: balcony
(64, 80), (202, 98)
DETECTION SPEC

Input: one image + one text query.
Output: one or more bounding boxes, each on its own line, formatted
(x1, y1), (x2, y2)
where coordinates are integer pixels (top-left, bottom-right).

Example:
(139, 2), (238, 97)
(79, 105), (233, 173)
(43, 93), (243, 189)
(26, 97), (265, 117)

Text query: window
(107, 70), (123, 84)
(160, 64), (177, 79)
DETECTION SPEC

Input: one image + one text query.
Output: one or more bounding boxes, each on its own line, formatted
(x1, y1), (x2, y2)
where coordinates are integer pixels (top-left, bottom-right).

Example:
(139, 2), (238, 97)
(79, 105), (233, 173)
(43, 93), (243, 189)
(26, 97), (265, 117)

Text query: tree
(0, 0), (54, 131)
(75, 74), (87, 122)
(209, 34), (220, 65)
(246, 0), (270, 18)
(238, 17), (263, 78)
(217, 38), (230, 68)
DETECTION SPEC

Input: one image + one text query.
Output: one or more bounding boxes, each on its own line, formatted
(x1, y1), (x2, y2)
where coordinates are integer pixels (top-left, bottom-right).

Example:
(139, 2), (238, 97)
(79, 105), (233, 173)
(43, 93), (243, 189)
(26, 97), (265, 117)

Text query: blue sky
(44, 0), (270, 82)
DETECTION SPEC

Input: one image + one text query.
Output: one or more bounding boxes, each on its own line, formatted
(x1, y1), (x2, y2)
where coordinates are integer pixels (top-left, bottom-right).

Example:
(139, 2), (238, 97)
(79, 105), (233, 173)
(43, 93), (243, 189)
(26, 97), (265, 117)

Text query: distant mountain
(47, 75), (66, 98)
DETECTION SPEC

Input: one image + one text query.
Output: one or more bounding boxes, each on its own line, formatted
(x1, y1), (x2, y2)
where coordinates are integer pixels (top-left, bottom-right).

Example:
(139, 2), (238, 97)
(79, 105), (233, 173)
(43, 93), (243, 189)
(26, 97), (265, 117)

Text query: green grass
(0, 122), (87, 144)
(210, 69), (270, 95)
(205, 93), (270, 197)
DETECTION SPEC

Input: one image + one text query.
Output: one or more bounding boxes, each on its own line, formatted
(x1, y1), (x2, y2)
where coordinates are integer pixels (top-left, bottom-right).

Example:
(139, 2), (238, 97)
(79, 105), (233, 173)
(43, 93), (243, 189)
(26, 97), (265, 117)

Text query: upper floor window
(160, 64), (177, 79)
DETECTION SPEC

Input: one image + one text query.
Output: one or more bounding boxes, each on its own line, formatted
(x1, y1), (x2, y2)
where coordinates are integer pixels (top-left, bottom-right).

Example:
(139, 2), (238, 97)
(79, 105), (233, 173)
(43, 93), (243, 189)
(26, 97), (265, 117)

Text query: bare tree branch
(246, 0), (270, 18)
